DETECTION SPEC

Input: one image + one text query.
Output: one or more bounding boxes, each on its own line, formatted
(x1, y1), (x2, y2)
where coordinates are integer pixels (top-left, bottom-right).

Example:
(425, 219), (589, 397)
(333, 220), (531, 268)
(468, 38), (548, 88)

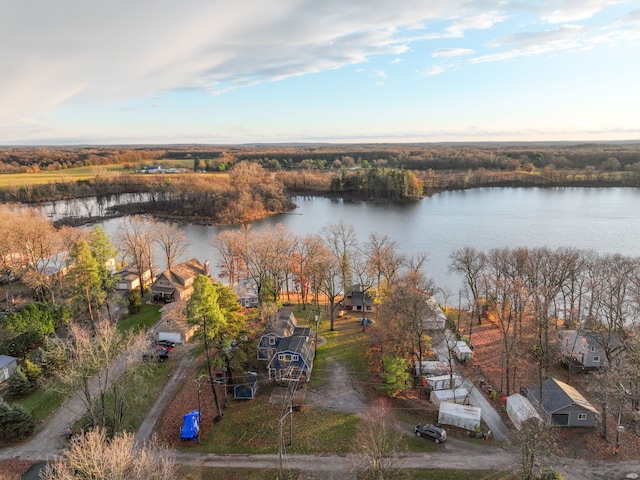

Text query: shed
(426, 374), (463, 392)
(453, 341), (473, 362)
(414, 360), (452, 376)
(0, 355), (18, 384)
(438, 402), (482, 431)
(430, 388), (470, 406)
(234, 372), (259, 400)
(506, 393), (542, 430)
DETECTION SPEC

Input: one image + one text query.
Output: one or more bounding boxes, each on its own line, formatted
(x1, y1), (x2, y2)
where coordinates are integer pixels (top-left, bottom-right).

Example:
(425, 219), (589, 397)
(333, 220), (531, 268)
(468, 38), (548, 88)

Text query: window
(592, 356), (600, 363)
(278, 354), (299, 362)
(268, 337), (276, 346)
(590, 346), (596, 352)
(577, 413), (587, 421)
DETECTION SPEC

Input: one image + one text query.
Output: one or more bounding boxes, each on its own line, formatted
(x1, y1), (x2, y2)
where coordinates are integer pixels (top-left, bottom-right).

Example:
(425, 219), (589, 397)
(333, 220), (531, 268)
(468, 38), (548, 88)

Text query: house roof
(263, 308), (298, 338)
(526, 377), (597, 414)
(0, 355), (17, 369)
(273, 335), (314, 364)
(151, 258), (207, 294)
(558, 329), (623, 350)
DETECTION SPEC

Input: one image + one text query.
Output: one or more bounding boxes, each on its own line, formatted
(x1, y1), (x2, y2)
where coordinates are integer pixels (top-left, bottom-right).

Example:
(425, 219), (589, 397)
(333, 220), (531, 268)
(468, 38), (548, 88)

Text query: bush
(0, 397), (35, 441)
(22, 358), (43, 383)
(127, 290), (142, 314)
(7, 367), (34, 398)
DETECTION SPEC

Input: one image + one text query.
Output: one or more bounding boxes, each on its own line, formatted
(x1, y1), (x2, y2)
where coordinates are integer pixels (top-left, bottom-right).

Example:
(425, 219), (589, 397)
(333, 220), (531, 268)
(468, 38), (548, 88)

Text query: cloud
(431, 48), (475, 57)
(536, 0), (628, 23)
(0, 0), (637, 127)
(422, 65), (446, 76)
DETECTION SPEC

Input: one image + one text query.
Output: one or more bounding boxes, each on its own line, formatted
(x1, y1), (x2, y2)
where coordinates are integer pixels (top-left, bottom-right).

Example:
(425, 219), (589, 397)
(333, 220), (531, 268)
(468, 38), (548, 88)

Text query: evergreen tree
(8, 366), (34, 398)
(0, 397), (35, 441)
(67, 240), (105, 325)
(187, 275), (227, 420)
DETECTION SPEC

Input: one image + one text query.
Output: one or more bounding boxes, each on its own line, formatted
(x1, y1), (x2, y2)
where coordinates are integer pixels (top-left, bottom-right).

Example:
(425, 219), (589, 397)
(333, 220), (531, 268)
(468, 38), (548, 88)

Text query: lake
(90, 187), (640, 299)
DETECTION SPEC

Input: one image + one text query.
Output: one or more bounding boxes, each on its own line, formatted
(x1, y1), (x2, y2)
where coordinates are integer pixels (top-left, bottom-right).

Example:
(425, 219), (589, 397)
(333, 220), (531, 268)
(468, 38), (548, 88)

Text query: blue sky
(1, 0), (639, 145)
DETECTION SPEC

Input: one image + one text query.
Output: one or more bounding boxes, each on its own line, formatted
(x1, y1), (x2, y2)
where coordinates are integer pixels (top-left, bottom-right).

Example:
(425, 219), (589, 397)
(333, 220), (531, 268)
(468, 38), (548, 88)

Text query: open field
(0, 165), (129, 187)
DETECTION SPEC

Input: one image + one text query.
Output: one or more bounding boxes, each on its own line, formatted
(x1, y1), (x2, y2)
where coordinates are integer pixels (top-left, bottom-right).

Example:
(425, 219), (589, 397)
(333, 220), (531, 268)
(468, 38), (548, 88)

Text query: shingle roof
(527, 377), (597, 414)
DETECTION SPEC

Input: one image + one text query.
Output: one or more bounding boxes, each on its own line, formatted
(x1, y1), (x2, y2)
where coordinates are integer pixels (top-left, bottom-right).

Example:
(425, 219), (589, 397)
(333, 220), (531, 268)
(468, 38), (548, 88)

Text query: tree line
(3, 142), (639, 174)
(450, 246), (640, 440)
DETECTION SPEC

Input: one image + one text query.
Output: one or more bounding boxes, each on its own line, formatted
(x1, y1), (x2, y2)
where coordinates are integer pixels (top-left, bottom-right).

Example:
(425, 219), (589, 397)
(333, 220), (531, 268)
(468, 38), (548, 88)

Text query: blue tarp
(180, 409), (200, 441)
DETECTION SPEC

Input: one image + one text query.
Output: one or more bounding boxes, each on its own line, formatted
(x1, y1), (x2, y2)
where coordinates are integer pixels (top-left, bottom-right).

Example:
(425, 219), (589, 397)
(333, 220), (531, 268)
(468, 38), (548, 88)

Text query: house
(267, 335), (314, 383)
(421, 297), (447, 330)
(35, 252), (68, 277)
(115, 264), (154, 291)
(150, 259), (210, 303)
(155, 301), (197, 344)
(523, 377), (597, 427)
(343, 285), (375, 313)
(557, 329), (622, 371)
(257, 308), (310, 361)
(234, 371), (259, 400)
(0, 355), (18, 384)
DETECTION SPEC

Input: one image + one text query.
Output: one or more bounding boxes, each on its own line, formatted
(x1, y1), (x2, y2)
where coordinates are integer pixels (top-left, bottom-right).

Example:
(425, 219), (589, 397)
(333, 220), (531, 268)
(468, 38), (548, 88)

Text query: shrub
(127, 290), (142, 314)
(7, 367), (34, 398)
(22, 359), (42, 383)
(0, 397), (35, 441)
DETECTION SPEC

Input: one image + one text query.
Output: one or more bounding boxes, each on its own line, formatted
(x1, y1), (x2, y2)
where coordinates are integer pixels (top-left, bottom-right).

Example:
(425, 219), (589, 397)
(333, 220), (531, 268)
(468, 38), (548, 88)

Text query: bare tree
(350, 398), (406, 480)
(375, 270), (433, 368)
(114, 216), (155, 295)
(54, 322), (146, 432)
(514, 418), (557, 480)
(449, 247), (486, 325)
(364, 233), (405, 296)
(211, 229), (245, 286)
(321, 220), (358, 297)
(42, 428), (177, 480)
(152, 221), (190, 270)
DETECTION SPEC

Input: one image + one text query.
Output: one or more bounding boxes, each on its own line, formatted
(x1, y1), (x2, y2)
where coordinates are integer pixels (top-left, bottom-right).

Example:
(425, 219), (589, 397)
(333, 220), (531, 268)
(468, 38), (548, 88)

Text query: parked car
(414, 424), (447, 443)
(154, 340), (175, 351)
(143, 346), (170, 362)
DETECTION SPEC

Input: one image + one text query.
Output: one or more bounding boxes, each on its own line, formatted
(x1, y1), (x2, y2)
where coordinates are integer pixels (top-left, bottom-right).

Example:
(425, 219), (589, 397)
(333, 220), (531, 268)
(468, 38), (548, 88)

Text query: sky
(1, 0), (639, 145)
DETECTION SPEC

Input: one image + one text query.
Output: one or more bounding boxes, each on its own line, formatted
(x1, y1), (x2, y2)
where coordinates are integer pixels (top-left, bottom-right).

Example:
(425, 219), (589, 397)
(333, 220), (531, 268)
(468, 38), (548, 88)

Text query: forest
(1, 142), (640, 174)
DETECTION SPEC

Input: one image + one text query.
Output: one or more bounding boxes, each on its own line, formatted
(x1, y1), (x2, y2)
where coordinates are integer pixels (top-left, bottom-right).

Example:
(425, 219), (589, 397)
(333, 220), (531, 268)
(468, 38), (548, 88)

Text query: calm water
(93, 187), (640, 298)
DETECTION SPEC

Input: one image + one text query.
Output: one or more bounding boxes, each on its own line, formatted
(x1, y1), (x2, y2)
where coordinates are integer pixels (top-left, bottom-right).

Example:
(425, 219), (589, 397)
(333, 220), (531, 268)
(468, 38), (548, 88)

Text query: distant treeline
(2, 143), (640, 174)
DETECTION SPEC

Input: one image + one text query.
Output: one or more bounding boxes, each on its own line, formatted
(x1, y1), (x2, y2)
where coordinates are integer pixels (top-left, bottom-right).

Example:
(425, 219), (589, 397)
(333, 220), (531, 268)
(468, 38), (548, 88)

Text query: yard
(452, 313), (640, 462)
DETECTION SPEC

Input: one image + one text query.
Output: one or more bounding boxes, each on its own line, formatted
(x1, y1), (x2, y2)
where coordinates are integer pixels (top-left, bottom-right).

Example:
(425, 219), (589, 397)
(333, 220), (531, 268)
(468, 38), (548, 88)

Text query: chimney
(204, 260), (210, 277)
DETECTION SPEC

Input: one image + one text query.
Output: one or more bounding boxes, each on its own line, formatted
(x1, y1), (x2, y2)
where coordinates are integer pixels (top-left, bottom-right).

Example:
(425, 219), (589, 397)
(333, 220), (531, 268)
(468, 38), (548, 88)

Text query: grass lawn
(116, 301), (161, 332)
(13, 380), (67, 423)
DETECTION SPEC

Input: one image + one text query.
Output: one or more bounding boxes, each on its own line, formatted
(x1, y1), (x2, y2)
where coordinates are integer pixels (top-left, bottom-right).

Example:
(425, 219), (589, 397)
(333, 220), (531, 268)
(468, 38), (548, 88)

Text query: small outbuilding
(506, 393), (542, 430)
(234, 372), (259, 400)
(430, 388), (470, 406)
(453, 341), (473, 362)
(0, 355), (18, 384)
(414, 360), (452, 376)
(438, 402), (482, 431)
(426, 374), (463, 392)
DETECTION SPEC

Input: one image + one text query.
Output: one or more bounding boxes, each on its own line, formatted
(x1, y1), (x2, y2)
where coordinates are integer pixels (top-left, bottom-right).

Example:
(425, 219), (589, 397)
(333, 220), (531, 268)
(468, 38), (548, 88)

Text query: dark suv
(414, 424), (447, 443)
